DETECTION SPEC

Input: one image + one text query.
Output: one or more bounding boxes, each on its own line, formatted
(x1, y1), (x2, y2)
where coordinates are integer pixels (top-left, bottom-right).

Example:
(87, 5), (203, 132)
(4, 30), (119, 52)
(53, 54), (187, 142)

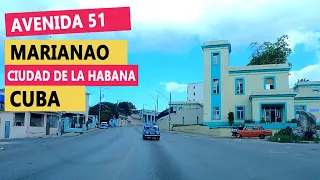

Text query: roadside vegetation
(268, 126), (320, 143)
(89, 101), (137, 125)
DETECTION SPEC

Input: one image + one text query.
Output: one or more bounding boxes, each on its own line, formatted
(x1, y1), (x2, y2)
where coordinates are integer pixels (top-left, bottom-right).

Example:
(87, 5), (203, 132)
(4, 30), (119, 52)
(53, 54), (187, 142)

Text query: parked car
(100, 122), (108, 129)
(143, 125), (160, 140)
(233, 125), (272, 139)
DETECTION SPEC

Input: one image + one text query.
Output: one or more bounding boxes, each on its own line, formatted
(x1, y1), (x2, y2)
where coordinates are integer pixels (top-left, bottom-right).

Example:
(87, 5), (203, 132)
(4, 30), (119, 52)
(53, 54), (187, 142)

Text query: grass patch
(268, 134), (302, 143)
(267, 126), (320, 143)
(268, 134), (320, 143)
(172, 124), (204, 127)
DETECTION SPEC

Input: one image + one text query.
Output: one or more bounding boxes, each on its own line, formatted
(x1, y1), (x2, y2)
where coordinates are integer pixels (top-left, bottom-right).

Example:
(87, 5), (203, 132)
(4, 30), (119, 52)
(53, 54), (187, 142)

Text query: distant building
(187, 82), (203, 104)
(140, 109), (158, 126)
(157, 101), (203, 130)
(116, 113), (142, 127)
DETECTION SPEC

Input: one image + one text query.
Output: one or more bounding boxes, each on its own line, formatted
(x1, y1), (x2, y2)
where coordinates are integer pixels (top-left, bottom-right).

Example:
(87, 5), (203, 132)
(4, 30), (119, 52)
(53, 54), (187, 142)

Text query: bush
(304, 130), (314, 140)
(268, 127), (320, 143)
(291, 119), (297, 123)
(277, 126), (293, 136)
(228, 112), (234, 126)
(245, 119), (254, 123)
(260, 118), (266, 123)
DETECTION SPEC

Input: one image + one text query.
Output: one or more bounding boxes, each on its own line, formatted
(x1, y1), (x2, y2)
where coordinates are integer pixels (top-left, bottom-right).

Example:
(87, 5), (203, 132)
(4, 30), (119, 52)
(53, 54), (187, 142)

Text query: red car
(233, 125), (272, 139)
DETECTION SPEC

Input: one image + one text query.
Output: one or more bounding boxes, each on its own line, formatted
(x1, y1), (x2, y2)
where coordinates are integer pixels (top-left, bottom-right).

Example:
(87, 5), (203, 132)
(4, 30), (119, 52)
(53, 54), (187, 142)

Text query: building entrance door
(46, 118), (50, 135)
(262, 105), (283, 123)
(5, 121), (10, 138)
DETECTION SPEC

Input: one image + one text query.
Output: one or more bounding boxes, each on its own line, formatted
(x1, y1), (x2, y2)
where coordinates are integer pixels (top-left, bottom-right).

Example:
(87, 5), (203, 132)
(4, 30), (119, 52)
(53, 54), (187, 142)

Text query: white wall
(157, 107), (203, 130)
(127, 114), (142, 126)
(0, 112), (14, 139)
(0, 112), (30, 139)
(187, 83), (203, 104)
(0, 112), (60, 139)
(28, 127), (46, 137)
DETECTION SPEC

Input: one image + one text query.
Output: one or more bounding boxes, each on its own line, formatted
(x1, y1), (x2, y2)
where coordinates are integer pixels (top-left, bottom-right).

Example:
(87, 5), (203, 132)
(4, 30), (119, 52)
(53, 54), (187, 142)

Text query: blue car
(100, 122), (108, 129)
(143, 125), (160, 140)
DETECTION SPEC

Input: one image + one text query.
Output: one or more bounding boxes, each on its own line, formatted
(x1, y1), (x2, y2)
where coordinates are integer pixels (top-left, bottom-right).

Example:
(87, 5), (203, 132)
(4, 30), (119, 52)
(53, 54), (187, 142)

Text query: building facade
(0, 112), (60, 139)
(116, 113), (142, 127)
(202, 40), (320, 129)
(157, 101), (203, 130)
(0, 92), (92, 139)
(187, 82), (203, 104)
(140, 109), (158, 126)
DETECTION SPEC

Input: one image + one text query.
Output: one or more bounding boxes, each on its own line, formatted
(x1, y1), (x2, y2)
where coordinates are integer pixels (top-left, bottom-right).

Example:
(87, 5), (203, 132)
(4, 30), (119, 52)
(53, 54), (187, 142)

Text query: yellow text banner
(5, 40), (128, 65)
(5, 86), (86, 112)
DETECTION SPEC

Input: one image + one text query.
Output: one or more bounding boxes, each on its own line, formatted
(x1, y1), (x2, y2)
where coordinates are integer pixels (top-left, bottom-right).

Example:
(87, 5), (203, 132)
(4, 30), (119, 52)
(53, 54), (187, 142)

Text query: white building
(187, 82), (203, 104)
(116, 113), (142, 127)
(0, 92), (91, 139)
(140, 109), (158, 125)
(157, 101), (203, 130)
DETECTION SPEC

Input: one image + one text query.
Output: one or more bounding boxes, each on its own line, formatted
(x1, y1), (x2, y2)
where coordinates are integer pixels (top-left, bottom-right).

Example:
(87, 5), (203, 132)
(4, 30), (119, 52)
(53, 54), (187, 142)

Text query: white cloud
(287, 31), (320, 52)
(1, 0), (319, 52)
(73, 0), (320, 51)
(289, 64), (320, 87)
(161, 82), (187, 93)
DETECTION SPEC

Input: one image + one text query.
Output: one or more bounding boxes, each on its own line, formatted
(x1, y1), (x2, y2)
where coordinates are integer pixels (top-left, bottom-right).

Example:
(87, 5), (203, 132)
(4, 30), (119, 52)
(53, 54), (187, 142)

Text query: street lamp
(148, 93), (159, 122)
(156, 91), (172, 131)
(99, 87), (109, 126)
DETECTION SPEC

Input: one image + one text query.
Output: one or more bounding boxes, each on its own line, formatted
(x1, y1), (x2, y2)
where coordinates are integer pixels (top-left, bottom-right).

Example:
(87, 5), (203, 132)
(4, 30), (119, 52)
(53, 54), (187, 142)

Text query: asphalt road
(1, 127), (320, 180)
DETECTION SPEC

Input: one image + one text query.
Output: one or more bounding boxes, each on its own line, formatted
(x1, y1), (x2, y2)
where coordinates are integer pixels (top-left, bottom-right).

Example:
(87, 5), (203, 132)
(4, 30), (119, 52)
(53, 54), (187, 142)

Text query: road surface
(0, 127), (320, 180)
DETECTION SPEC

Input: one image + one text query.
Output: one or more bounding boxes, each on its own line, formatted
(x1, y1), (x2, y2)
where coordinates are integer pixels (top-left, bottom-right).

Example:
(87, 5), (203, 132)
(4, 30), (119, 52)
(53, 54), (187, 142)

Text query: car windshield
(152, 127), (159, 131)
(145, 126), (158, 131)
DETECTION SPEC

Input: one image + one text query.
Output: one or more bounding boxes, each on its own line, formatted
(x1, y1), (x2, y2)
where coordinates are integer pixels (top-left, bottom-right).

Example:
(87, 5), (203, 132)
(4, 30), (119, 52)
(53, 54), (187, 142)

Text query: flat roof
(170, 101), (203, 106)
(229, 63), (291, 74)
(292, 81), (320, 90)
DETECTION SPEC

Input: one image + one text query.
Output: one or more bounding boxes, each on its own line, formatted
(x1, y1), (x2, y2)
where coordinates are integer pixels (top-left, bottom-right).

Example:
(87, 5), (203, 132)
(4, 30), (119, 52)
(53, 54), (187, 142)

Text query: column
(25, 112), (31, 137)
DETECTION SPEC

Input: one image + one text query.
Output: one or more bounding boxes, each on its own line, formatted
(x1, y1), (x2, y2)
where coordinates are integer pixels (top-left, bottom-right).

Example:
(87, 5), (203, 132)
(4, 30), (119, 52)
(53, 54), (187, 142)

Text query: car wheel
(236, 134), (241, 138)
(259, 134), (265, 139)
(143, 136), (146, 140)
(157, 137), (160, 140)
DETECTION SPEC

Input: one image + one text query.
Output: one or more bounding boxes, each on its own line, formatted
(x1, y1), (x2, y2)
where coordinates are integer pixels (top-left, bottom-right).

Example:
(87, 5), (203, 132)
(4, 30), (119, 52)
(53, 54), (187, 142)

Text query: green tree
(228, 112), (234, 126)
(248, 35), (292, 66)
(89, 101), (136, 123)
(89, 102), (119, 124)
(118, 101), (136, 116)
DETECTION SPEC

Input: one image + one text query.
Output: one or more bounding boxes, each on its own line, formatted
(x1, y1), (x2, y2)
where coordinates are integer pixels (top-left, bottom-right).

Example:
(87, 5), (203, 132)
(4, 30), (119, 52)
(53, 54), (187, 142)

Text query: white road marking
(0, 142), (18, 145)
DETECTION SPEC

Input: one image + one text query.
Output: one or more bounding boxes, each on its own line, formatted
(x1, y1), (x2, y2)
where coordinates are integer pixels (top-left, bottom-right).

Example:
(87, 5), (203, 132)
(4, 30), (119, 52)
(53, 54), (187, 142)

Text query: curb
(79, 128), (99, 135)
(164, 130), (232, 138)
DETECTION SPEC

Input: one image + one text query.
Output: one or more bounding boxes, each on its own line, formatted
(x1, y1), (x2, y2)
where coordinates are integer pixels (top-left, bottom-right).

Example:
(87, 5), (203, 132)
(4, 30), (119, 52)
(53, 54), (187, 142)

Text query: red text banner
(5, 7), (131, 37)
(5, 65), (138, 86)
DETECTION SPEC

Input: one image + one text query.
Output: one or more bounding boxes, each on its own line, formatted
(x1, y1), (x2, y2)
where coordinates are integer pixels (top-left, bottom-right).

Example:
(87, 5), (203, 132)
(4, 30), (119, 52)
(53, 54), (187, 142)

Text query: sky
(0, 0), (320, 112)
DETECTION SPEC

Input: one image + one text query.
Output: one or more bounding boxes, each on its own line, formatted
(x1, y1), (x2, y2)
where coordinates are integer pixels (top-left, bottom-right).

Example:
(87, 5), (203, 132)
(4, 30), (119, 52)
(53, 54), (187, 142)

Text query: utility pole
(168, 92), (172, 131)
(156, 93), (159, 123)
(98, 87), (109, 127)
(58, 112), (62, 136)
(98, 87), (102, 127)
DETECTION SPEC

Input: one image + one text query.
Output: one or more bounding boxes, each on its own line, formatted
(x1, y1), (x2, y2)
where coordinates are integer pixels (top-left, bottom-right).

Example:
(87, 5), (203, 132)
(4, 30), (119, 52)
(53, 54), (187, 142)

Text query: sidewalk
(38, 128), (100, 139)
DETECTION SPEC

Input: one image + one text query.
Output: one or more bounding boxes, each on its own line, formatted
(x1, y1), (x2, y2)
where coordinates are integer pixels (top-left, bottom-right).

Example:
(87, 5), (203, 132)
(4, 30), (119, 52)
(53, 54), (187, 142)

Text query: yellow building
(202, 40), (320, 129)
